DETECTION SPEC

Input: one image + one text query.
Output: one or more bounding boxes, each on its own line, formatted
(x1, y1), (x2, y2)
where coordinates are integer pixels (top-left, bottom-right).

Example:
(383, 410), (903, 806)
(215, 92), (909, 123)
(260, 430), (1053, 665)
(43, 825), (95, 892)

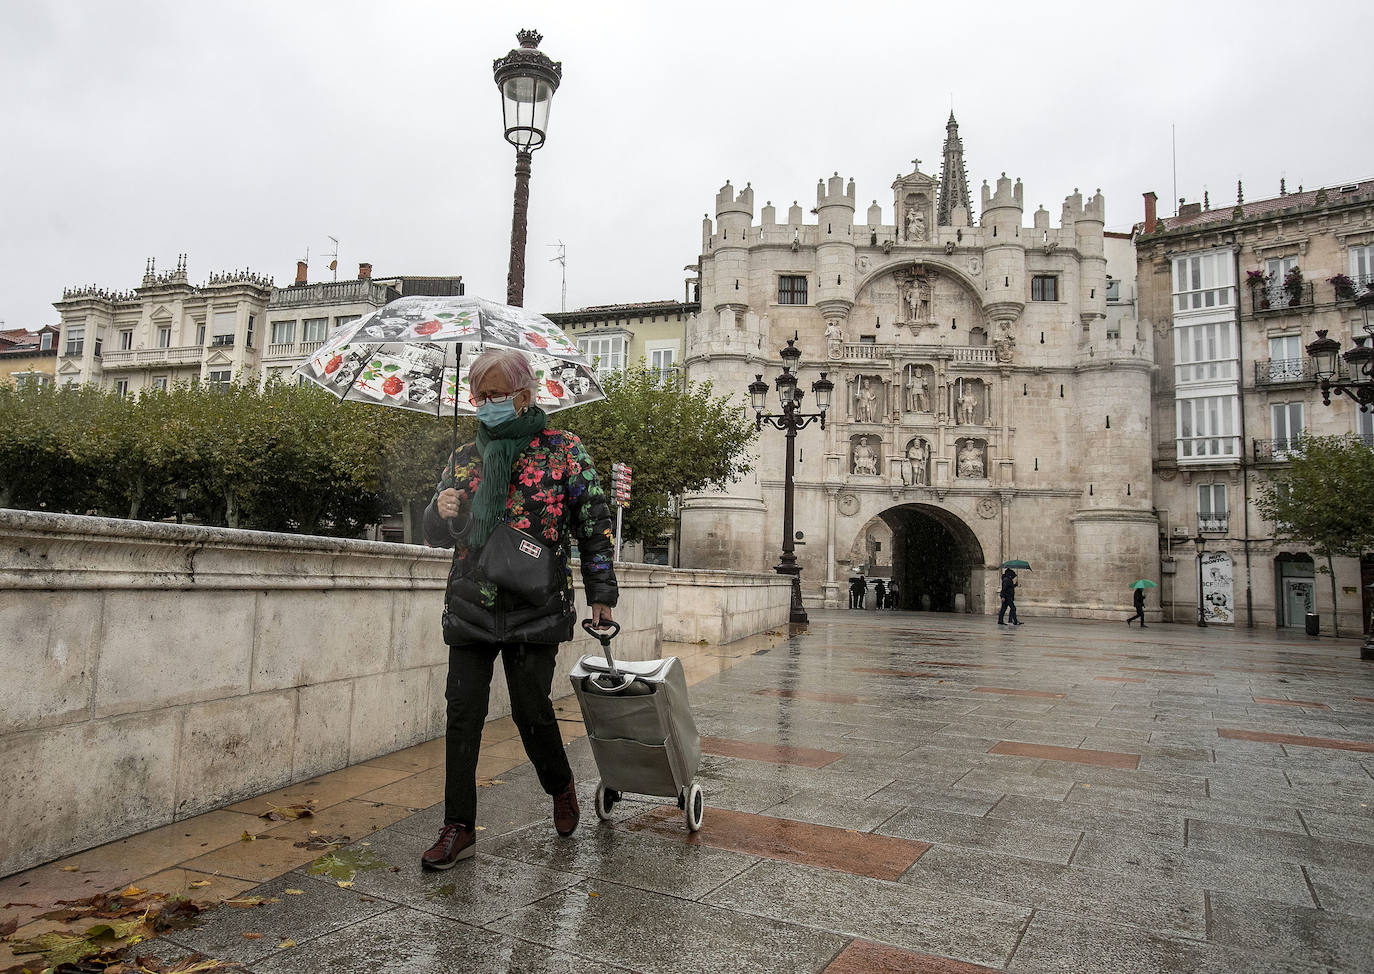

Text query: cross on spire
(912, 158), (922, 172)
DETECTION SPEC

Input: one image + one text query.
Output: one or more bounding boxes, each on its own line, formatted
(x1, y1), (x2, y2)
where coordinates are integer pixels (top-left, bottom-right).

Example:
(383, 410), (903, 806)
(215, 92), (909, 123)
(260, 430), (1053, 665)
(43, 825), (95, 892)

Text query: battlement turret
(1073, 188), (1107, 322)
(816, 172), (856, 210)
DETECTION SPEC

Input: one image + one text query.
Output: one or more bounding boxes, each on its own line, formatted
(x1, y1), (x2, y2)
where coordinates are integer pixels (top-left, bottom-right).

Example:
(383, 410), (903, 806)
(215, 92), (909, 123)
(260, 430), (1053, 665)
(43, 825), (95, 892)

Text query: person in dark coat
(873, 578), (887, 610)
(420, 348), (618, 870)
(849, 573), (865, 609)
(886, 578), (900, 609)
(1127, 587), (1147, 627)
(997, 568), (1020, 625)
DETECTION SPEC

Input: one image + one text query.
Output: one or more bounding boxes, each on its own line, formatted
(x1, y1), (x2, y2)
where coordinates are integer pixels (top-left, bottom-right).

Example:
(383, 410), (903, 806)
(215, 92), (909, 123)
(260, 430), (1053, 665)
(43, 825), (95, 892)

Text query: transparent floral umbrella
(293, 295), (604, 418)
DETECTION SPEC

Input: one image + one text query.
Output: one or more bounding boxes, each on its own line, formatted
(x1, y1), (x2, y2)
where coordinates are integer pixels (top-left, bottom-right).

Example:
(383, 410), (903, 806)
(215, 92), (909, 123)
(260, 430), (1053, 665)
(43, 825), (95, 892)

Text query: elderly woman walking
(420, 348), (618, 869)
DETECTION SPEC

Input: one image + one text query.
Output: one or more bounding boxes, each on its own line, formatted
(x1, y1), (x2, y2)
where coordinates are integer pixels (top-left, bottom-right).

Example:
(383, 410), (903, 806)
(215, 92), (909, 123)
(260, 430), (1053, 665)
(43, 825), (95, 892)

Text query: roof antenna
(325, 236), (340, 280)
(548, 241), (567, 312)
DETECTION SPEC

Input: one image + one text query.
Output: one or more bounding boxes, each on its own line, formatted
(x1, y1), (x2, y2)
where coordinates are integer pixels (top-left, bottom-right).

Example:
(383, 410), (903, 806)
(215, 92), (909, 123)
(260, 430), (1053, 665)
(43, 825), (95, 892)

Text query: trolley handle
(581, 618), (632, 691)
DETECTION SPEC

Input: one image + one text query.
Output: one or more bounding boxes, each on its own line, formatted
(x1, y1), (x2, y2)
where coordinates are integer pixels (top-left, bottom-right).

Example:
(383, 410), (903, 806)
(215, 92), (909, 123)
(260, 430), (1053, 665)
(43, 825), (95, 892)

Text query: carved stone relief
(955, 438), (987, 479)
(901, 437), (930, 486)
(850, 435), (881, 476)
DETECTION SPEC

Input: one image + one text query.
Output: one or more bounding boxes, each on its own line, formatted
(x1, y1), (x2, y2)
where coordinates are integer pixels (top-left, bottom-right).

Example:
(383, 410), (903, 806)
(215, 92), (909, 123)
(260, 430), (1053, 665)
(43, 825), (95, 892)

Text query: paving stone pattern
(14, 611), (1374, 973)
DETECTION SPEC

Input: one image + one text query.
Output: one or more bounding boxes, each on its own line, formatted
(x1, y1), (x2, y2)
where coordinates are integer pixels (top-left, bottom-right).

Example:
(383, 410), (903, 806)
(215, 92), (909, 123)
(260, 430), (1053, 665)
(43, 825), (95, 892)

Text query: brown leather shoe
(421, 823), (475, 869)
(552, 777), (579, 837)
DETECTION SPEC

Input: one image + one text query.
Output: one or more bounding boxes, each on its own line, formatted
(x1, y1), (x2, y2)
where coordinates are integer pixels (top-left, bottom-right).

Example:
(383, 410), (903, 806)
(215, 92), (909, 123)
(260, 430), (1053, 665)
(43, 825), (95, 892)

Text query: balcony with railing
(1198, 515), (1229, 534)
(1248, 281), (1314, 314)
(1253, 436), (1303, 462)
(100, 345), (205, 368)
(1332, 272), (1374, 303)
(264, 340), (328, 360)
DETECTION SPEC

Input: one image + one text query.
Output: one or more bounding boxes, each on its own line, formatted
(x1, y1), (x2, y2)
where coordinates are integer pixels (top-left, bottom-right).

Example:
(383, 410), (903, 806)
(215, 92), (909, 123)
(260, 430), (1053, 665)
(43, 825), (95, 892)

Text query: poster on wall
(1201, 551), (1234, 624)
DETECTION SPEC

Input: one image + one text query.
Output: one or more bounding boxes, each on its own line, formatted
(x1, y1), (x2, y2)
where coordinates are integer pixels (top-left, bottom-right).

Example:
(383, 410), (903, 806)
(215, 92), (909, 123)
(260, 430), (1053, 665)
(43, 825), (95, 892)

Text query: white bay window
(1172, 250), (1234, 313)
(1177, 394), (1239, 460)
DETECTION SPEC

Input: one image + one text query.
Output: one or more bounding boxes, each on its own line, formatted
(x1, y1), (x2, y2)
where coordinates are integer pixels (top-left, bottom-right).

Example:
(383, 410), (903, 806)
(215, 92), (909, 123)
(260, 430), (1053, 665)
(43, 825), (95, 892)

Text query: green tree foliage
(0, 368), (753, 546)
(0, 379), (465, 537)
(567, 365), (757, 543)
(1254, 433), (1374, 636)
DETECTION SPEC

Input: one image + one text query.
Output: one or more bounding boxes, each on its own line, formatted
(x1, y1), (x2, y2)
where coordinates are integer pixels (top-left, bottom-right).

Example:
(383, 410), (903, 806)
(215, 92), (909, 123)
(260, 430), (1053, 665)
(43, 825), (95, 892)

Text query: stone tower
(937, 112), (973, 227)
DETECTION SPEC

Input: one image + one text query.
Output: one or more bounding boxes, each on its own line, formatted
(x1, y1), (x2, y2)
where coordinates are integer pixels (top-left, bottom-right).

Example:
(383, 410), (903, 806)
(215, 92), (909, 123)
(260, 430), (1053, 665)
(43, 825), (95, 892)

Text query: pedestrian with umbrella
(421, 347), (617, 869)
(1127, 579), (1156, 628)
(998, 560), (1028, 626)
(294, 297), (616, 871)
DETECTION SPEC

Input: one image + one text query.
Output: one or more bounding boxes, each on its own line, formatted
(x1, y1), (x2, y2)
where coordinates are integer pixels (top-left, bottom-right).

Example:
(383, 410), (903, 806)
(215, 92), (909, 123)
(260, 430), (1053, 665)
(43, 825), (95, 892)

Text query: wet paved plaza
(5, 610), (1374, 972)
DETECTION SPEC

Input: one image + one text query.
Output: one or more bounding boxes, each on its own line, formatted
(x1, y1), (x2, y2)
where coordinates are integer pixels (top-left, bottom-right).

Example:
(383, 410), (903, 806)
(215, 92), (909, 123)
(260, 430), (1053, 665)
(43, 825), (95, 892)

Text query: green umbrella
(1002, 560), (1032, 570)
(1129, 579), (1158, 589)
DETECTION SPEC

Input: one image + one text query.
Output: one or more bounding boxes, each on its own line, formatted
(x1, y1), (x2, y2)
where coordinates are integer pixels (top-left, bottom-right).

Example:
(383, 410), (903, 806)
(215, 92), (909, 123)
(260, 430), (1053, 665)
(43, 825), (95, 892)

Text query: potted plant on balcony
(1246, 269), (1271, 310)
(1330, 273), (1357, 301)
(1283, 266), (1304, 307)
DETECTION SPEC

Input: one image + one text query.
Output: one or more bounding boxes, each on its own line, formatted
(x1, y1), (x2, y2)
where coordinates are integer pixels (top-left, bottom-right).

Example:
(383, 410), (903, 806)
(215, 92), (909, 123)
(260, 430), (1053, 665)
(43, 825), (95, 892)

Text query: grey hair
(468, 347), (537, 396)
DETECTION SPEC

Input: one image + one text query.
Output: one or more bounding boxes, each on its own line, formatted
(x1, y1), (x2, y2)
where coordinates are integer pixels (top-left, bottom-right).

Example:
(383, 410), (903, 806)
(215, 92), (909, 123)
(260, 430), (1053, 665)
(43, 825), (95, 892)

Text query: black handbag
(477, 522), (561, 604)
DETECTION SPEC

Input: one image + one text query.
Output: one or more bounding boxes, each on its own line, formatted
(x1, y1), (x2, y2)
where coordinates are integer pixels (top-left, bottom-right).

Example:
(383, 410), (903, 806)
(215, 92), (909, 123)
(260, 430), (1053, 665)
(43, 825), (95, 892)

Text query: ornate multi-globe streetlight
(747, 338), (834, 624)
(493, 29), (561, 308)
(1193, 533), (1208, 628)
(1305, 293), (1374, 659)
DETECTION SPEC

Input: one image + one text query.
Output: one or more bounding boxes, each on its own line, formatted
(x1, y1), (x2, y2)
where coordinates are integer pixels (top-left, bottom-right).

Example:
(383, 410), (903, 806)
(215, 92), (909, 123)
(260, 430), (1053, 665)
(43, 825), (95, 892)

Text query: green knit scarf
(469, 405), (547, 548)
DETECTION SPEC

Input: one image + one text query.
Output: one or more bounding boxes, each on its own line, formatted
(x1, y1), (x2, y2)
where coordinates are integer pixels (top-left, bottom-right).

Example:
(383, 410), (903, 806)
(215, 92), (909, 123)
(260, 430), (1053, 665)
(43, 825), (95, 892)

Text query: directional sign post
(609, 462), (632, 562)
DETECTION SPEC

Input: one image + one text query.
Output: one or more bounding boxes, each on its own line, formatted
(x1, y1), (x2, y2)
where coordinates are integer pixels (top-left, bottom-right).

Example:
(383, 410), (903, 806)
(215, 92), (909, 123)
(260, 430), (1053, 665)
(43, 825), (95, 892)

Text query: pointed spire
(937, 113), (973, 226)
(1236, 179), (1244, 205)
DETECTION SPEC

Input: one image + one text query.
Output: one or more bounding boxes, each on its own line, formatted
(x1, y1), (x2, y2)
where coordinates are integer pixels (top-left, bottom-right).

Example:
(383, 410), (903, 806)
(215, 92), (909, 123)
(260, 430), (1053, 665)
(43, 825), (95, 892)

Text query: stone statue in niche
(904, 367), (929, 412)
(902, 438), (929, 486)
(852, 436), (879, 476)
(899, 272), (933, 324)
(958, 388), (978, 425)
(857, 378), (879, 423)
(905, 207), (927, 241)
(956, 440), (985, 479)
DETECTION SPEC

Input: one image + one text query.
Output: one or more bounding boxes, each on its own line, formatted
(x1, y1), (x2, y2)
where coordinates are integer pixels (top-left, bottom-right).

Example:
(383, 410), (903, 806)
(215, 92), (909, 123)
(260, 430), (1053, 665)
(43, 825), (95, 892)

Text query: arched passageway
(848, 504), (987, 613)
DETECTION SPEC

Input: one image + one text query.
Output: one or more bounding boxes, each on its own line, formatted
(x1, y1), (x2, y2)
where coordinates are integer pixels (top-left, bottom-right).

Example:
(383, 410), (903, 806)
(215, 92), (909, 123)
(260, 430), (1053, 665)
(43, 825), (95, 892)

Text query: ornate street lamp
(1193, 532), (1208, 628)
(1307, 291), (1374, 410)
(748, 337), (832, 624)
(493, 29), (562, 308)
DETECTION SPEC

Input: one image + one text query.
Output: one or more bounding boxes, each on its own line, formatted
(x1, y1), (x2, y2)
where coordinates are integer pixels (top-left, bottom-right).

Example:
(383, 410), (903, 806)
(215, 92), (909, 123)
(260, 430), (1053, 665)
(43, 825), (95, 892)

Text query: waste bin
(1304, 613), (1320, 636)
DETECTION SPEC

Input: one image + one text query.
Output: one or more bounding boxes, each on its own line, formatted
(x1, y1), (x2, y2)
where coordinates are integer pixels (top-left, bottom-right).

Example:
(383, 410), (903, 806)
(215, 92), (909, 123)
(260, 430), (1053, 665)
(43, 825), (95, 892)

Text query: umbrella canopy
(1129, 579), (1158, 589)
(294, 295), (604, 416)
(1001, 559), (1032, 570)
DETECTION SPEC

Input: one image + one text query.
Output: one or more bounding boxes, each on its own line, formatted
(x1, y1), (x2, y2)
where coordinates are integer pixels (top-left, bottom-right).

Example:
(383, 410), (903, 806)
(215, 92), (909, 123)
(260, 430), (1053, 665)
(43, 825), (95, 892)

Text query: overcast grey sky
(1, 0), (1368, 332)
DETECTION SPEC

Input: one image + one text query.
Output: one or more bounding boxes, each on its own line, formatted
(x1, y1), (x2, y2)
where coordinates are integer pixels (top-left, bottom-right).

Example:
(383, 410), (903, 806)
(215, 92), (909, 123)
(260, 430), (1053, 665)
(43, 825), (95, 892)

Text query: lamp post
(748, 337), (833, 625)
(1193, 532), (1208, 628)
(493, 29), (561, 308)
(1306, 291), (1374, 410)
(1307, 294), (1374, 659)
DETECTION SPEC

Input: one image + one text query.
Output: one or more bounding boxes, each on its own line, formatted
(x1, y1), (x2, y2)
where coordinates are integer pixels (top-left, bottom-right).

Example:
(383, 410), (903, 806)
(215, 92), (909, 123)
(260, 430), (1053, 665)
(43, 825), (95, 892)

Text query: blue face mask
(476, 398), (519, 426)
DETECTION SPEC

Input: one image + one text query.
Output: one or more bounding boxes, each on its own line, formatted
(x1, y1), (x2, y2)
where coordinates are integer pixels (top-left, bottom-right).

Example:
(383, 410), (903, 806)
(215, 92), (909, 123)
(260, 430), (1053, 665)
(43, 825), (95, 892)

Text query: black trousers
(998, 597), (1019, 624)
(443, 641), (571, 827)
(1128, 605), (1146, 625)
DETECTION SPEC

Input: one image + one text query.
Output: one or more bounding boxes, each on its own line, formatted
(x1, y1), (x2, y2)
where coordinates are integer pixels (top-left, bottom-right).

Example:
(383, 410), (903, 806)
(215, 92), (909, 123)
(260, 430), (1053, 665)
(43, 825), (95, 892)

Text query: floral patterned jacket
(423, 428), (618, 646)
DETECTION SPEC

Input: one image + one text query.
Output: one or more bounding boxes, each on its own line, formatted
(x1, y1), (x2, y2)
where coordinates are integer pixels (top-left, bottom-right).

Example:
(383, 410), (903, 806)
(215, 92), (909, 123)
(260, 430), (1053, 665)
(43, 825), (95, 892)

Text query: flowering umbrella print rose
(295, 295), (604, 416)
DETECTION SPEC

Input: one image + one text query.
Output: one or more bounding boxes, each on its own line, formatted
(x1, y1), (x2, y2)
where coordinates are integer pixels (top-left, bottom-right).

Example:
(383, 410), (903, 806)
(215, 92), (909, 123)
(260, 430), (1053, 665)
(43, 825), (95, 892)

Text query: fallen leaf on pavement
(189, 880), (212, 889)
(242, 932), (264, 940)
(60, 865), (81, 872)
(239, 831), (257, 842)
(335, 881), (354, 889)
(257, 801), (317, 822)
(221, 897), (280, 908)
(119, 885), (148, 897)
(283, 889), (304, 896)
(277, 939), (297, 949)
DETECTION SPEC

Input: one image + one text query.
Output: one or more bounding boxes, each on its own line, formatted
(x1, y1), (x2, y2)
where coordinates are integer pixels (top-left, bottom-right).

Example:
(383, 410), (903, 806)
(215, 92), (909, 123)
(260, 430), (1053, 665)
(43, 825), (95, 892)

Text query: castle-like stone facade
(680, 116), (1157, 618)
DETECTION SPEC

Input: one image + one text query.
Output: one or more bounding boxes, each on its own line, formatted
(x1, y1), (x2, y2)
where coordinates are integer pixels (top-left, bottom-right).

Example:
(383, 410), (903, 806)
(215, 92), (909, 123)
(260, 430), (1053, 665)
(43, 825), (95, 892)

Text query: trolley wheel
(594, 781), (618, 822)
(684, 782), (704, 832)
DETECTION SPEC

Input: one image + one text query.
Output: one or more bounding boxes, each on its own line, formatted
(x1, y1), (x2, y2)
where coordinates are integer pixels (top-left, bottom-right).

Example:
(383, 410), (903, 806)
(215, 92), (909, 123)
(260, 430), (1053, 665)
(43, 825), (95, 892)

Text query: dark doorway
(1362, 555), (1373, 638)
(857, 504), (985, 613)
